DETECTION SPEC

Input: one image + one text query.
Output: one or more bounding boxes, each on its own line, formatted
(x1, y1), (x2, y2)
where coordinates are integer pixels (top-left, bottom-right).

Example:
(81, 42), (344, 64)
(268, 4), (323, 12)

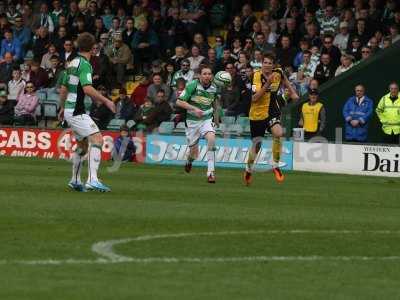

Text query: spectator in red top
(130, 73), (151, 107)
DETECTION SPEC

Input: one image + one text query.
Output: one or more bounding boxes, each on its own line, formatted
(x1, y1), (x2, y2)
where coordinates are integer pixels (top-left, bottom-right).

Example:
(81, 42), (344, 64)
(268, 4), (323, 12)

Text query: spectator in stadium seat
(250, 49), (263, 71)
(275, 35), (297, 69)
(280, 18), (301, 49)
(93, 17), (107, 41)
(351, 19), (370, 46)
(376, 82), (400, 144)
(293, 39), (310, 70)
(231, 38), (243, 61)
(147, 73), (171, 104)
(347, 36), (362, 61)
(241, 4), (257, 36)
(112, 124), (136, 162)
(221, 62), (240, 116)
(389, 24), (400, 43)
(29, 60), (49, 90)
(46, 55), (63, 89)
(313, 53), (335, 85)
(40, 44), (59, 70)
(0, 89), (14, 125)
(14, 81), (38, 126)
(254, 33), (273, 54)
(304, 22), (322, 48)
(0, 29), (22, 62)
(132, 19), (159, 73)
(296, 50), (316, 95)
(299, 89), (326, 140)
(205, 48), (219, 74)
(226, 16), (246, 48)
(8, 67), (25, 102)
(33, 3), (54, 33)
(342, 84), (373, 142)
(134, 97), (154, 132)
(333, 21), (350, 52)
(89, 85), (114, 130)
(321, 34), (342, 69)
(59, 39), (77, 63)
(187, 45), (205, 72)
(122, 17), (136, 50)
(115, 88), (136, 122)
(319, 5), (339, 35)
(193, 33), (209, 58)
(130, 73), (151, 107)
(141, 89), (172, 131)
(335, 54), (354, 77)
(105, 34), (133, 89)
(12, 15), (31, 55)
(52, 26), (68, 54)
(171, 59), (194, 89)
(0, 52), (15, 84)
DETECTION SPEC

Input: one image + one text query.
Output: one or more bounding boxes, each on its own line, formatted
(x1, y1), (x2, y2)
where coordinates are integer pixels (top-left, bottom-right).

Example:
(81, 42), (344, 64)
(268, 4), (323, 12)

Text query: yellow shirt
(302, 102), (323, 133)
(249, 69), (283, 121)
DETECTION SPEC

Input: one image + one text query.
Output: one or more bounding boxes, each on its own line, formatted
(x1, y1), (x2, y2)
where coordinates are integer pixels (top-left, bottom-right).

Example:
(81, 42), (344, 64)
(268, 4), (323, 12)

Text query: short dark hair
(263, 52), (276, 63)
(303, 50), (312, 55)
(77, 32), (96, 52)
(199, 64), (212, 74)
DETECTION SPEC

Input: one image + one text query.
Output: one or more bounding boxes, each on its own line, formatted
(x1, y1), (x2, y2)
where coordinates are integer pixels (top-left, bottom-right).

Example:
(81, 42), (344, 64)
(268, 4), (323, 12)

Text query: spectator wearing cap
(132, 19), (159, 73)
(314, 53), (335, 85)
(171, 59), (194, 89)
(112, 124), (136, 162)
(115, 88), (136, 122)
(335, 54), (354, 77)
(105, 34), (133, 88)
(12, 15), (31, 55)
(0, 89), (14, 125)
(147, 73), (171, 104)
(14, 81), (39, 126)
(299, 89), (326, 140)
(333, 21), (350, 52)
(0, 52), (14, 83)
(342, 84), (373, 142)
(8, 67), (25, 102)
(0, 29), (22, 62)
(376, 82), (400, 144)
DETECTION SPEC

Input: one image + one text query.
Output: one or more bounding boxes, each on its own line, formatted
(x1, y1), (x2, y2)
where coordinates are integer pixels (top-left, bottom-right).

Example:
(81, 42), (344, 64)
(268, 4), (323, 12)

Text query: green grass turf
(1, 157), (400, 299)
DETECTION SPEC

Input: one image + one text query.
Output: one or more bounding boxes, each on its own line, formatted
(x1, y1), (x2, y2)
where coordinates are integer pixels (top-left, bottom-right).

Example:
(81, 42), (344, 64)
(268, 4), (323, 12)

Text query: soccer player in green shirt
(58, 32), (116, 192)
(176, 65), (220, 183)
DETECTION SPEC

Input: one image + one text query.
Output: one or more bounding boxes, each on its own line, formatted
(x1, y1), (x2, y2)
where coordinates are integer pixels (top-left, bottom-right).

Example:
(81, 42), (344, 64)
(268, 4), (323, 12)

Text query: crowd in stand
(0, 0), (398, 142)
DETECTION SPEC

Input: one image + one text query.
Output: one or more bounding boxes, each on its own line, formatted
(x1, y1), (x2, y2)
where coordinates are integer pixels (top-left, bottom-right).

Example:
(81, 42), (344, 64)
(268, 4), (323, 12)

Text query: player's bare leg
(185, 144), (198, 173)
(204, 132), (216, 183)
(244, 136), (262, 186)
(85, 132), (111, 192)
(271, 124), (284, 183)
(69, 139), (88, 192)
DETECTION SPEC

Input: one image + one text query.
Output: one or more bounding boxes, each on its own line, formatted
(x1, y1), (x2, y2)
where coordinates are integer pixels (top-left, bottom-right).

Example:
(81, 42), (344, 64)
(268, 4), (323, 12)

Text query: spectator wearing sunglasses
(14, 81), (38, 125)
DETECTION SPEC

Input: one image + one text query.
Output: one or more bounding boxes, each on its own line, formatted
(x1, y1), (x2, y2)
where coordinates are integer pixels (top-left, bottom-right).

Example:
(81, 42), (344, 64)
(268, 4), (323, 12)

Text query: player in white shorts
(176, 65), (220, 183)
(58, 32), (116, 192)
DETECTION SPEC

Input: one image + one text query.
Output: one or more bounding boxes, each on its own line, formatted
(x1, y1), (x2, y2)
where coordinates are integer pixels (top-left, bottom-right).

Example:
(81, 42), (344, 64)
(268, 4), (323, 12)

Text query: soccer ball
(213, 71), (232, 88)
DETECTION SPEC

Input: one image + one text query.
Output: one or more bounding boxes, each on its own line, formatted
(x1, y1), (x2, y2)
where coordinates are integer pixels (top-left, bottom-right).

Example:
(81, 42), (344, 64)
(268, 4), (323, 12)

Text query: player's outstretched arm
(176, 99), (203, 118)
(83, 85), (116, 113)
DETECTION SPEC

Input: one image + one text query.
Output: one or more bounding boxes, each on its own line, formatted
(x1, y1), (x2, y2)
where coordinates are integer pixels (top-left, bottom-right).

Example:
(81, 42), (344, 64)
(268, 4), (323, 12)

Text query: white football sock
(88, 145), (101, 183)
(207, 150), (215, 176)
(71, 152), (83, 184)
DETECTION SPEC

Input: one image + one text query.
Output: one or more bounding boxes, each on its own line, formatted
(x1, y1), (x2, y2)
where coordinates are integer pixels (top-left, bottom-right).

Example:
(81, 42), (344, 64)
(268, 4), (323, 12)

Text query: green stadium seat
(237, 116), (250, 127)
(107, 119), (125, 130)
(221, 116), (236, 125)
(174, 122), (186, 134)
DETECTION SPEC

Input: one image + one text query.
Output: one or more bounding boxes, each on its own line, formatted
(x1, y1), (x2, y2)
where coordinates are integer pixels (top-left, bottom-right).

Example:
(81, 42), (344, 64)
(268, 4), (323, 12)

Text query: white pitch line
(2, 230), (400, 266)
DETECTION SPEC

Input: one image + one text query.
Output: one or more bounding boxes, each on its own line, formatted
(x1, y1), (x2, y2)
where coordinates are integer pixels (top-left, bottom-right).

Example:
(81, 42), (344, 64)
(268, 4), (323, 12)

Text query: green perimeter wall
(283, 40), (400, 143)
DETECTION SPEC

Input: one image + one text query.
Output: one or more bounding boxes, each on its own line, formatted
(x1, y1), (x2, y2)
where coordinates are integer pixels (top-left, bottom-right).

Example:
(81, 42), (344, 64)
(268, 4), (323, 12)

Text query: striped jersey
(62, 55), (93, 116)
(178, 79), (218, 121)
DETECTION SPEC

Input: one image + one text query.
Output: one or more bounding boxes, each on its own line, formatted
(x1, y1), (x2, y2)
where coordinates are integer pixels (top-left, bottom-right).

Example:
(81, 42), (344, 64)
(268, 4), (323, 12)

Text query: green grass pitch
(1, 157), (400, 299)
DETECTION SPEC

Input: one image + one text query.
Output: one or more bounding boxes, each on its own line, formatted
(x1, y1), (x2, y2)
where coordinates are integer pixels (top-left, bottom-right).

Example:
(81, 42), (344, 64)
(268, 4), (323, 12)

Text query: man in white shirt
(333, 21), (350, 52)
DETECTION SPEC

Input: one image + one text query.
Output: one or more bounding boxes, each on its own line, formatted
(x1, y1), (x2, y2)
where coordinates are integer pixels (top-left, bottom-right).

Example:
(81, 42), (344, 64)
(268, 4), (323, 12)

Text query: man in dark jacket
(132, 19), (159, 72)
(0, 89), (14, 124)
(143, 89), (172, 131)
(0, 52), (14, 84)
(313, 53), (335, 85)
(342, 84), (373, 142)
(89, 85), (114, 130)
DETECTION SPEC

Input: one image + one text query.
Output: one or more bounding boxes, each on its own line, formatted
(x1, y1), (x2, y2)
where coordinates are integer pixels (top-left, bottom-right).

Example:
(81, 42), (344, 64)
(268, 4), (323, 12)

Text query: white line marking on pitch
(2, 230), (400, 265)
